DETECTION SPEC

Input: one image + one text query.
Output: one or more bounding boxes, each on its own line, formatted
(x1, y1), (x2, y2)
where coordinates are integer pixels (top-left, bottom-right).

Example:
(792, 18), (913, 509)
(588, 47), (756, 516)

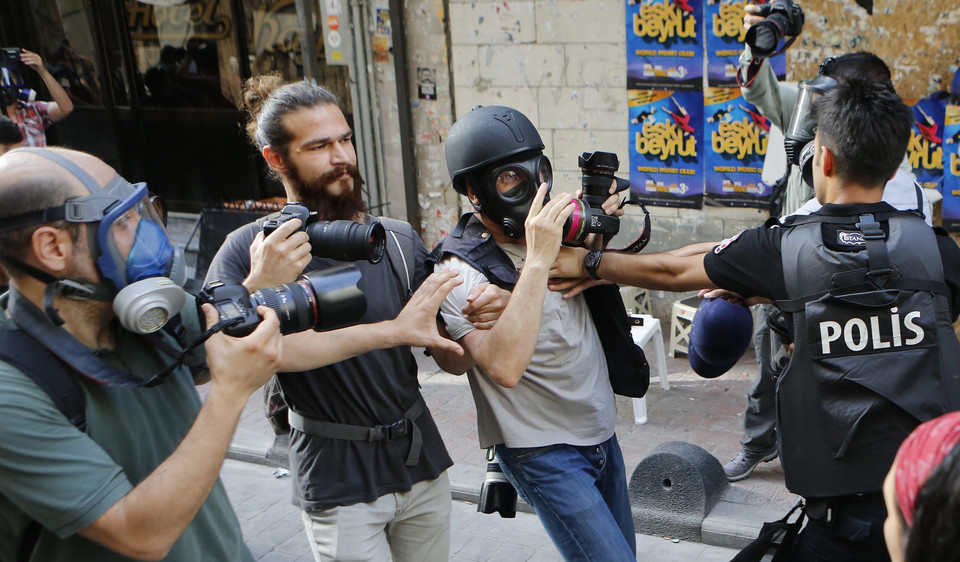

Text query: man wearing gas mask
(1, 48), (73, 147)
(729, 6), (934, 482)
(0, 147), (284, 561)
(432, 105), (638, 560)
(204, 76), (498, 562)
(552, 79), (960, 561)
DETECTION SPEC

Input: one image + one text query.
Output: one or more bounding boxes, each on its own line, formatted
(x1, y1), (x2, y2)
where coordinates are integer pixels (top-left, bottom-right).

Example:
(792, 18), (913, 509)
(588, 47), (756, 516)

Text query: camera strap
(605, 200), (652, 254)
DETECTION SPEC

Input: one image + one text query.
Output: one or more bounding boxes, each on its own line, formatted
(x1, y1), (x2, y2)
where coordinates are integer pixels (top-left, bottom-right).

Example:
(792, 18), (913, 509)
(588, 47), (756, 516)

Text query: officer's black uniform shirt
(703, 202), (960, 321)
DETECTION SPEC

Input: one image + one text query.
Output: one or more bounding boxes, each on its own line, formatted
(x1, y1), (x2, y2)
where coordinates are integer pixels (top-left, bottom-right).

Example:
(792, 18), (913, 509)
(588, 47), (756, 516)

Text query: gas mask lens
(100, 184), (175, 289)
(487, 154), (552, 203)
(784, 75), (837, 165)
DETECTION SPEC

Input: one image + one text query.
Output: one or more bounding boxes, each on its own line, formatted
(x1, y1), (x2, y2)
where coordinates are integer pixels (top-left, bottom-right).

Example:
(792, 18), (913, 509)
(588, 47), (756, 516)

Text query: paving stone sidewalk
(221, 459), (742, 561)
(210, 336), (799, 556)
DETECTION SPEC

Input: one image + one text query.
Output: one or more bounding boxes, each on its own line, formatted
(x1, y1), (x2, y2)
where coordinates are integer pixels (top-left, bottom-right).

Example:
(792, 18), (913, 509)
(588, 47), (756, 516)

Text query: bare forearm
(665, 241), (719, 257)
(80, 383), (248, 559)
(280, 322), (401, 371)
(430, 321), (474, 375)
(38, 69), (73, 119)
(599, 251), (715, 293)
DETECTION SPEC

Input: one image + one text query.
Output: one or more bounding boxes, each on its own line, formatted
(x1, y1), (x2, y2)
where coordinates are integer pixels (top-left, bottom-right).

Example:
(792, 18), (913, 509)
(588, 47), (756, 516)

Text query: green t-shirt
(0, 293), (253, 562)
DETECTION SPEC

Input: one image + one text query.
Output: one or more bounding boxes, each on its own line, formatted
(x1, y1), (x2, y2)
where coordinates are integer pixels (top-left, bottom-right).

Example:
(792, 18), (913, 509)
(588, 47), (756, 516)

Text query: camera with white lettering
(562, 151), (631, 246)
(198, 266), (367, 337)
(477, 462), (517, 518)
(261, 203), (386, 264)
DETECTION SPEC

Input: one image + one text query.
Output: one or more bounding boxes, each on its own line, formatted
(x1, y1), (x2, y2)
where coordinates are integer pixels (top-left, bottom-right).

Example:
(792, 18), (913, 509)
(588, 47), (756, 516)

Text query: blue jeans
(495, 435), (636, 561)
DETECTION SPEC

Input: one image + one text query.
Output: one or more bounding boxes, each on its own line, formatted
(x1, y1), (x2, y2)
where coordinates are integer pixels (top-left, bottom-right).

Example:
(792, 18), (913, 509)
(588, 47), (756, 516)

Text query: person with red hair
(883, 411), (960, 562)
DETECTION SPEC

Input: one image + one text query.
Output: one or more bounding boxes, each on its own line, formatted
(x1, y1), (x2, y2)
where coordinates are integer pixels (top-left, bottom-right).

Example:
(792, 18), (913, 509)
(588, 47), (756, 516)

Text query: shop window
(27, 0), (108, 108)
(125, 0), (242, 109)
(239, 0), (351, 115)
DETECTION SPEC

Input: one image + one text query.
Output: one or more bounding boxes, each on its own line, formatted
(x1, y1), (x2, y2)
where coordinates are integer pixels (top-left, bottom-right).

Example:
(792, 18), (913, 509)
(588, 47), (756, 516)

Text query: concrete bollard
(629, 441), (729, 542)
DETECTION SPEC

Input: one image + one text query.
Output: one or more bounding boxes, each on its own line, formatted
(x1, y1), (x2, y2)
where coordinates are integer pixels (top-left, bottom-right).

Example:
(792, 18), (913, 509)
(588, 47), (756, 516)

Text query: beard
(286, 159), (368, 221)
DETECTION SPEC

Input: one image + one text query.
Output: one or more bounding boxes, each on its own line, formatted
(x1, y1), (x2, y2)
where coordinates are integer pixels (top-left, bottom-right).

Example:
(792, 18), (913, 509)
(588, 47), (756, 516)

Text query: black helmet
(446, 105), (545, 196)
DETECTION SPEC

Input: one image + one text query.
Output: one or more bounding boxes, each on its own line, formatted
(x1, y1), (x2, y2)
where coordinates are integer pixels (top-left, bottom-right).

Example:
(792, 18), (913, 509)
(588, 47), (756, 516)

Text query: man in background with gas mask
(726, 6), (934, 482)
(0, 146), (464, 561)
(432, 105), (638, 561)
(1, 48), (73, 147)
(551, 79), (960, 561)
(204, 76), (499, 562)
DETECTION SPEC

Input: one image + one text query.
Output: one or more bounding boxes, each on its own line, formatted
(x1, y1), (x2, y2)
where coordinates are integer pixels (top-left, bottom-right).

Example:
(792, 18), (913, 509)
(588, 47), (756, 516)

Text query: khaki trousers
(300, 472), (451, 561)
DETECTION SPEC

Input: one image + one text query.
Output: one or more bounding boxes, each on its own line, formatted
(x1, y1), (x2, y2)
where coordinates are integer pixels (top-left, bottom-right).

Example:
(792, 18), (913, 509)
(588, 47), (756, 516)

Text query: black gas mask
(466, 151), (553, 238)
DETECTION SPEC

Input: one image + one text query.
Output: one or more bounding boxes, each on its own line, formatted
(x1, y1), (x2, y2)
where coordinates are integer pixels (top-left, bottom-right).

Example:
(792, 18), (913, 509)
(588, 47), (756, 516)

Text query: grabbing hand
(524, 184), (574, 269)
(549, 246), (589, 279)
(743, 3), (765, 29)
(698, 287), (772, 307)
(245, 218), (312, 290)
(548, 276), (609, 299)
(393, 268), (465, 355)
(576, 178), (624, 218)
(201, 304), (282, 400)
(462, 283), (510, 330)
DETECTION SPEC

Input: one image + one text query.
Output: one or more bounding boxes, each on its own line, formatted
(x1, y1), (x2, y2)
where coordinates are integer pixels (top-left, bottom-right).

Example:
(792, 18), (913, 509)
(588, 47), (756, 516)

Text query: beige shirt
(439, 244), (616, 449)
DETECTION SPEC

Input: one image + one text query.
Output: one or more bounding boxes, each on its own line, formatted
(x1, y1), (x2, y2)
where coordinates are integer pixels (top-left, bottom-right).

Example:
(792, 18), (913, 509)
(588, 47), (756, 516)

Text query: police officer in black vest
(549, 77), (960, 561)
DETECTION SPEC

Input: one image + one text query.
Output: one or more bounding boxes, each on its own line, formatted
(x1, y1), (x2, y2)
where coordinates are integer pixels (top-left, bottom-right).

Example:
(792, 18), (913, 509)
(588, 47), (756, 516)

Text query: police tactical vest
(427, 213), (650, 398)
(774, 210), (960, 498)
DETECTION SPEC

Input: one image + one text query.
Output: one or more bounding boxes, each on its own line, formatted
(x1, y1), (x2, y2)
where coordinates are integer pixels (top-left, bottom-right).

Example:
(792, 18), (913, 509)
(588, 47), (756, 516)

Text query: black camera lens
(745, 18), (783, 58)
(250, 265), (367, 335)
(579, 151), (630, 208)
(202, 265), (367, 338)
(305, 220), (386, 264)
(477, 462), (518, 518)
(579, 151), (620, 174)
(562, 150), (628, 246)
(261, 203), (385, 264)
(745, 0), (804, 58)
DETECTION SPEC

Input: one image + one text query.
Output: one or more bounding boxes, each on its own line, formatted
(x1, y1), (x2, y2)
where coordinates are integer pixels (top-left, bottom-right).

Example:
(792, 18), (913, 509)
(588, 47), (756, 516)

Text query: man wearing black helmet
(433, 105), (637, 561)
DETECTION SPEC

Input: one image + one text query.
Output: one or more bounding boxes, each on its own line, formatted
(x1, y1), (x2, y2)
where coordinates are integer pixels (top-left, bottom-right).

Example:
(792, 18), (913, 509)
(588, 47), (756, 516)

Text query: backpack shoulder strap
(378, 217), (416, 295)
(0, 327), (87, 562)
(0, 327), (86, 431)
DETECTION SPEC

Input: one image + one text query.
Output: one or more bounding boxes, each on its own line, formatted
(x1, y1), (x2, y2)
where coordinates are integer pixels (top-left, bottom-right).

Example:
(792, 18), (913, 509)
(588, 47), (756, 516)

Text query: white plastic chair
(629, 315), (670, 424)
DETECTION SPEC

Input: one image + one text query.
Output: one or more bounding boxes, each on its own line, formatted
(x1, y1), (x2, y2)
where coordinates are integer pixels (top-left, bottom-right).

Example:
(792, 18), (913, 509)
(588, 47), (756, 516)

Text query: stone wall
(442, 0), (960, 319)
(446, 0), (771, 317)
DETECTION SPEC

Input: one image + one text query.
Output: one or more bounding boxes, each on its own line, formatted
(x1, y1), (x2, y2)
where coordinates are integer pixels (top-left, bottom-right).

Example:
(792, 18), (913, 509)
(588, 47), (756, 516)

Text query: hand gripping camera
(261, 203), (386, 264)
(198, 266), (367, 338)
(561, 151), (631, 247)
(745, 0), (805, 58)
(0, 48), (37, 106)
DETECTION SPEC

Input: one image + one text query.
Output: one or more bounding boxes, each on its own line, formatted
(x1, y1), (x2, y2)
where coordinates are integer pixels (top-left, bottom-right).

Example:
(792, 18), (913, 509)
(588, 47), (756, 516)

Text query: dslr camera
(0, 47), (36, 106)
(261, 203), (386, 264)
(198, 266), (367, 338)
(562, 151), (631, 247)
(745, 0), (805, 58)
(477, 462), (517, 518)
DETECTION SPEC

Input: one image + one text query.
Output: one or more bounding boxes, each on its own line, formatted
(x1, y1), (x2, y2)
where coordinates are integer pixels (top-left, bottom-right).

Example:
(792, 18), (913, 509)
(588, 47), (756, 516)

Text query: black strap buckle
(369, 418), (408, 443)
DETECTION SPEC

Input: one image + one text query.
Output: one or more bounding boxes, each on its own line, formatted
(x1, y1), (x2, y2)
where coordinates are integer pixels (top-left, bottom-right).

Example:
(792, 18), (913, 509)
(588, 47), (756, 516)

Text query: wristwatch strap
(584, 249), (603, 280)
